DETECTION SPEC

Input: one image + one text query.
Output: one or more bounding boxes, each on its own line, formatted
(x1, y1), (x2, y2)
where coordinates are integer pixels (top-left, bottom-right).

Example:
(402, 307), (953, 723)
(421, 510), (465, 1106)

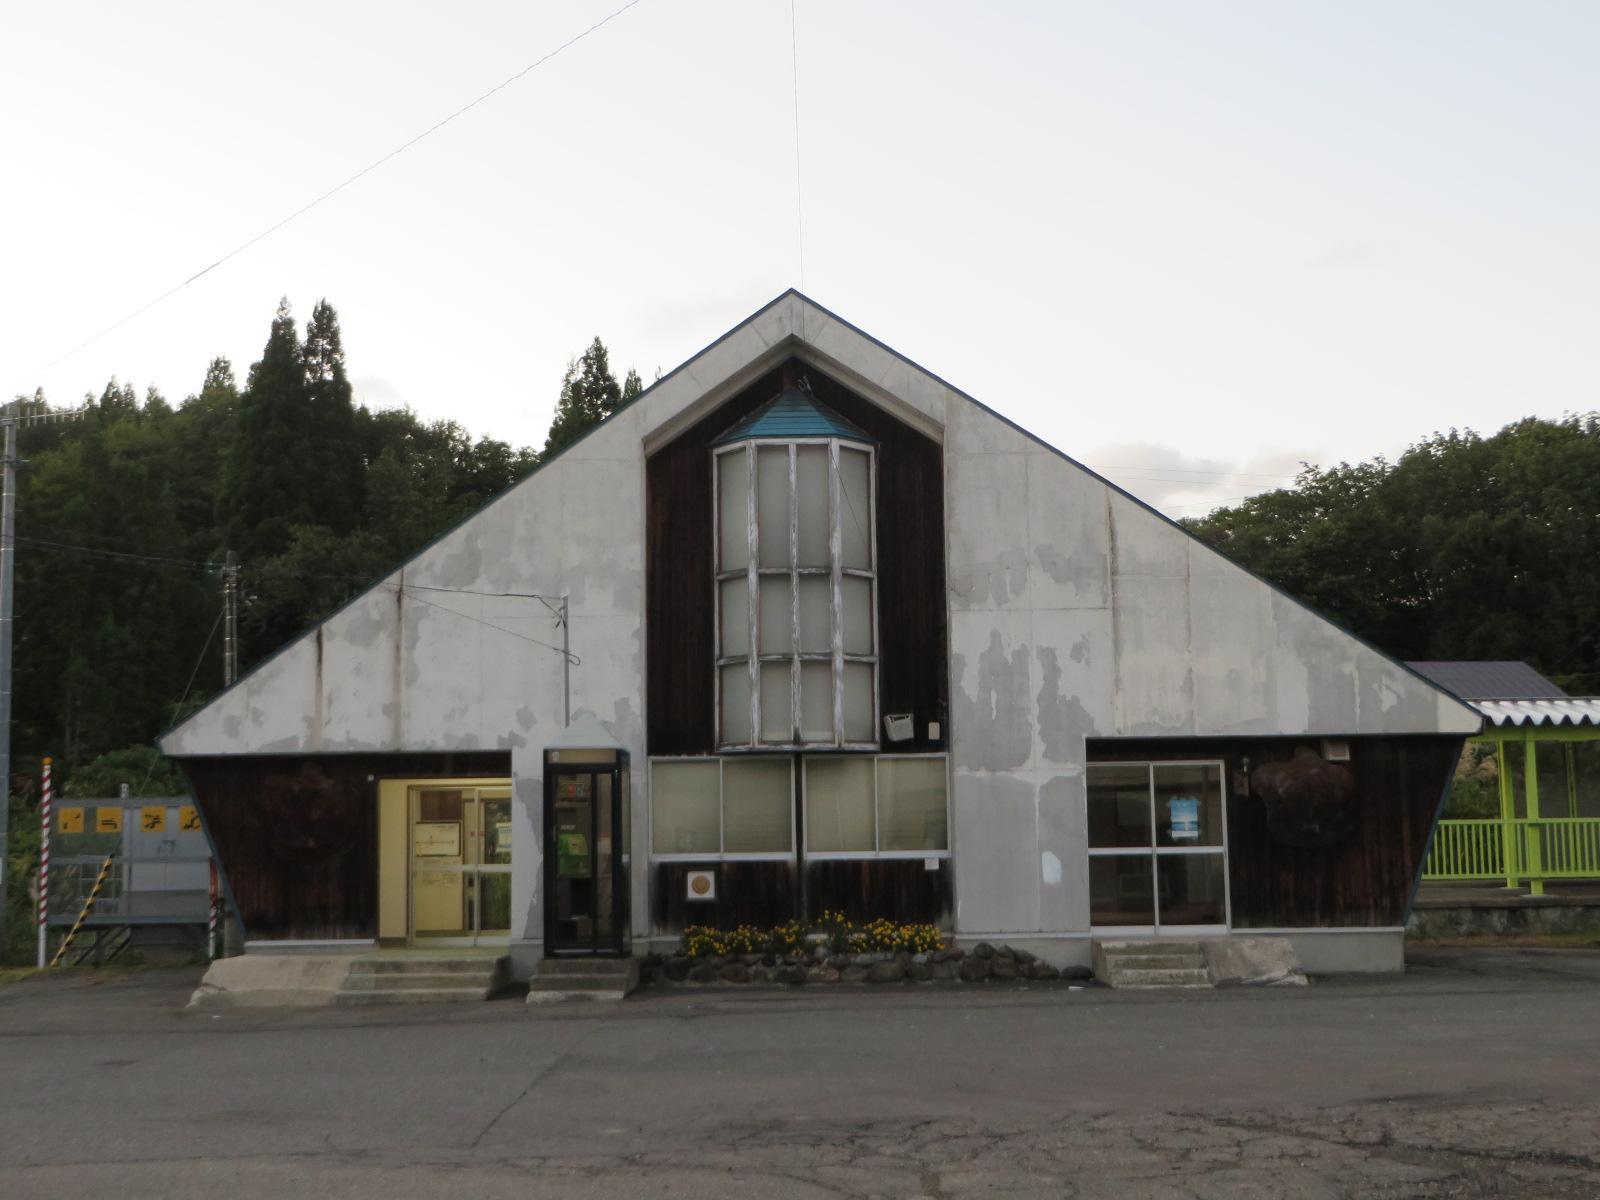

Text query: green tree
(542, 338), (634, 458)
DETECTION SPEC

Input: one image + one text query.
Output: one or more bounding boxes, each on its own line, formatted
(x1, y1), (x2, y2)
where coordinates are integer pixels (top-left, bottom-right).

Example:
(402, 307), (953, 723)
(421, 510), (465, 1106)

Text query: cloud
(1081, 441), (1318, 517)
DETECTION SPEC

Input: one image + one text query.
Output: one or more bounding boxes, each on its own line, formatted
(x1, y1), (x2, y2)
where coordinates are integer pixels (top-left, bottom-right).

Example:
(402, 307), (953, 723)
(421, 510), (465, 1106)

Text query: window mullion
(828, 439), (843, 747)
(788, 442), (801, 746)
(745, 442), (759, 749)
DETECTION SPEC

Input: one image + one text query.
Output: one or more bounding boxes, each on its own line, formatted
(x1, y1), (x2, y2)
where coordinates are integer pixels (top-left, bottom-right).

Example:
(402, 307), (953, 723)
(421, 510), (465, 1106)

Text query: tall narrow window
(712, 388), (878, 749)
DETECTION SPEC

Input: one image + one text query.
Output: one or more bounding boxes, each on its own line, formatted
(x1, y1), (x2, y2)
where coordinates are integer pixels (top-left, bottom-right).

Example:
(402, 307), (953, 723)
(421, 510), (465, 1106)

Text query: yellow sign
(141, 806), (167, 833)
(58, 807), (85, 834)
(95, 807), (123, 834)
(178, 805), (202, 833)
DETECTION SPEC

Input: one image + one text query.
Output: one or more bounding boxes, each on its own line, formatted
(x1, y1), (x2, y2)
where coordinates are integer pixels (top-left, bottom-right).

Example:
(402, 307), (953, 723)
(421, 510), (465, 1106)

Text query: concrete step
(1101, 954), (1205, 972)
(348, 957), (503, 976)
(1097, 941), (1204, 956)
(537, 957), (636, 977)
(526, 957), (638, 1006)
(343, 971), (496, 991)
(1106, 967), (1212, 989)
(334, 987), (492, 1006)
(525, 988), (629, 1005)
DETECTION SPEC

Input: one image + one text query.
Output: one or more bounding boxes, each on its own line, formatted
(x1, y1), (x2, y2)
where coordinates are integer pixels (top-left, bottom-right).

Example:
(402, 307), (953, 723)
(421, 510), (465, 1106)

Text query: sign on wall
(141, 806), (167, 833)
(58, 807), (85, 834)
(413, 821), (462, 857)
(178, 805), (203, 832)
(95, 807), (122, 834)
(686, 869), (716, 901)
(1168, 796), (1200, 842)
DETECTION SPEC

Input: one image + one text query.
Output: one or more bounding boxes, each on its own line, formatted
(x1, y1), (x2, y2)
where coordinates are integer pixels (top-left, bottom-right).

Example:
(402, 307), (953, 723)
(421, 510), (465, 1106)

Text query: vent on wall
(1321, 737), (1352, 763)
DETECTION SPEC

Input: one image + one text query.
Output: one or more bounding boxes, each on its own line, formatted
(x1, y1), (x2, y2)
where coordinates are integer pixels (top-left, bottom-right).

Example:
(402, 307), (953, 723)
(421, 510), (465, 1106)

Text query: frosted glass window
(839, 448), (871, 570)
(719, 578), (748, 658)
(720, 665), (751, 746)
(800, 661), (833, 742)
(797, 577), (831, 654)
(841, 576), (873, 656)
(795, 445), (830, 567)
(757, 446), (790, 568)
(877, 758), (948, 851)
(723, 759), (792, 853)
(806, 758), (876, 852)
(760, 663), (792, 743)
(758, 577), (793, 656)
(651, 762), (720, 854)
(842, 661), (874, 741)
(717, 449), (748, 572)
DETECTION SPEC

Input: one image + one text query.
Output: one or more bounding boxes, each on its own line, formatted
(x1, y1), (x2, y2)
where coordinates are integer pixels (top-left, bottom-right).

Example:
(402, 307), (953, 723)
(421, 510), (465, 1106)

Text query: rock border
(640, 942), (1096, 988)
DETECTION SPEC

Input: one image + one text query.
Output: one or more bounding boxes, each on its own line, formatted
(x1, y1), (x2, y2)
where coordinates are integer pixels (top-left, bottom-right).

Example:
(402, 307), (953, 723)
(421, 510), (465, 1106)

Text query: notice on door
(414, 821), (462, 857)
(1168, 796), (1200, 841)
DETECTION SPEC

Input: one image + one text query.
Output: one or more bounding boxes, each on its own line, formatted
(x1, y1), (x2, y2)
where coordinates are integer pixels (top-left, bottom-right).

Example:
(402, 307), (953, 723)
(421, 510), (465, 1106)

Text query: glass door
(1087, 762), (1229, 934)
(544, 761), (629, 955)
(408, 786), (513, 945)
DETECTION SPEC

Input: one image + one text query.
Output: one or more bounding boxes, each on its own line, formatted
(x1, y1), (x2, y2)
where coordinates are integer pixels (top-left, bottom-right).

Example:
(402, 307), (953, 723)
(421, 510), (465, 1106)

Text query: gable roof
(712, 386), (874, 445)
(1407, 661), (1568, 700)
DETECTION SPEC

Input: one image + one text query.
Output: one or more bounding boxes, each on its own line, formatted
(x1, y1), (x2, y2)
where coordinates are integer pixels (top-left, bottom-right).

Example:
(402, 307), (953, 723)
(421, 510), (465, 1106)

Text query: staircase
(1093, 940), (1212, 989)
(526, 956), (638, 1004)
(335, 954), (509, 1005)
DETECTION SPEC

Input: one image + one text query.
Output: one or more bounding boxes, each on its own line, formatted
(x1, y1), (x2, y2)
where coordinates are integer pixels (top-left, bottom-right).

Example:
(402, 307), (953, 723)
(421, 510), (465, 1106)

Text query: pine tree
(623, 367), (643, 403)
(220, 298), (305, 560)
(542, 337), (633, 458)
(300, 299), (364, 529)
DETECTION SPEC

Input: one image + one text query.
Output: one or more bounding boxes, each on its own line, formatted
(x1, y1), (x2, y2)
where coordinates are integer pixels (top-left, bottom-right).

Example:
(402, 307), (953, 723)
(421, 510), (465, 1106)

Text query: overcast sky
(4, 1), (1596, 516)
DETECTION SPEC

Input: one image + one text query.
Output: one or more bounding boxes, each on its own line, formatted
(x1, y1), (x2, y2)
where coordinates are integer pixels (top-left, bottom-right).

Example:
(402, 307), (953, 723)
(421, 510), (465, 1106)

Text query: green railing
(1424, 817), (1600, 884)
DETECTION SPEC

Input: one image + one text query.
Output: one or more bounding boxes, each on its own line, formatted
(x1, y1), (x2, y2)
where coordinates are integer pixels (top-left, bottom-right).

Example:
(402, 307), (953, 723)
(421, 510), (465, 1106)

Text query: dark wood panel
(803, 858), (953, 927)
(646, 360), (948, 755)
(179, 753), (510, 941)
(650, 860), (797, 935)
(1087, 736), (1463, 927)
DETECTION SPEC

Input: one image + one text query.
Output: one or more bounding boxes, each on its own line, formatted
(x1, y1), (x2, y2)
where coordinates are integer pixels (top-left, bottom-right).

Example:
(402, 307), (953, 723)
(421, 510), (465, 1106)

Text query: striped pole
(49, 853), (114, 968)
(207, 860), (218, 961)
(36, 757), (51, 968)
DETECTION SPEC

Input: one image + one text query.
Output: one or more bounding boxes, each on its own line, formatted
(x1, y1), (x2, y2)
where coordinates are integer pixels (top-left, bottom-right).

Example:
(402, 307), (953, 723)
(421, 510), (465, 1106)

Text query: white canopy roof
(1473, 698), (1600, 728)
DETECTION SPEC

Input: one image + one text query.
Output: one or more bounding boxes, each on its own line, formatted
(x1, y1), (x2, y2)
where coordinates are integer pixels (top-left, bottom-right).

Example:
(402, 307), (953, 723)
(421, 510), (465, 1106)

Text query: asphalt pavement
(2, 945), (1598, 1198)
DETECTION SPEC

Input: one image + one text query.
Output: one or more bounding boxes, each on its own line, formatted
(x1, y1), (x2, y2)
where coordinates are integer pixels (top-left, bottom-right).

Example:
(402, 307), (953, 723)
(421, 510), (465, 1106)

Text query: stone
(995, 945), (1017, 961)
(867, 960), (907, 984)
(991, 957), (1020, 981)
(958, 957), (992, 982)
(664, 957), (691, 982)
(1059, 965), (1093, 982)
(911, 953), (929, 965)
(750, 965), (775, 984)
(932, 948), (965, 964)
(852, 952), (888, 966)
(973, 942), (996, 959)
(741, 954), (762, 967)
(826, 954), (852, 970)
(906, 962), (933, 982)
(1030, 963), (1060, 981)
(761, 953), (778, 968)
(1012, 948), (1038, 965)
(777, 964), (808, 985)
(931, 960), (959, 981)
(687, 964), (716, 984)
(719, 964), (751, 983)
(813, 946), (829, 962)
(841, 965), (870, 983)
(805, 966), (840, 984)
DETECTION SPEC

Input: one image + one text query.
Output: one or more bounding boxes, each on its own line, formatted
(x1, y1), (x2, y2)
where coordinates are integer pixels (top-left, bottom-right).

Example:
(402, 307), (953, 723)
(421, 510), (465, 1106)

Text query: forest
(2, 293), (1596, 959)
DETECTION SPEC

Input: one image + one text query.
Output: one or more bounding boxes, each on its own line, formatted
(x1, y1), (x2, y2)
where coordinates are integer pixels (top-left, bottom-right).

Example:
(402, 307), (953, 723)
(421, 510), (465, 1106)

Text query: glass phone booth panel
(543, 746), (630, 956)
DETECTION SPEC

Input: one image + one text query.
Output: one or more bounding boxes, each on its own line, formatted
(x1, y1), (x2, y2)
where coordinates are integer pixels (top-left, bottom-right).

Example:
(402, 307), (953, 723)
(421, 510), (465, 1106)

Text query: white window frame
(713, 437), (880, 751)
(1085, 759), (1231, 934)
(801, 752), (951, 860)
(647, 756), (796, 862)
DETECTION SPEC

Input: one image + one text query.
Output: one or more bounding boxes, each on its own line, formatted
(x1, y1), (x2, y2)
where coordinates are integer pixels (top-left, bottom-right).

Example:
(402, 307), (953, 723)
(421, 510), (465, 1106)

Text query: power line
(16, 0), (649, 390)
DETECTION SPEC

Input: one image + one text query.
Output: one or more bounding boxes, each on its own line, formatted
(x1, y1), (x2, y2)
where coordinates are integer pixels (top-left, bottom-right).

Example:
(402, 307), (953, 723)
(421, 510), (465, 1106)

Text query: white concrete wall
(162, 290), (1480, 951)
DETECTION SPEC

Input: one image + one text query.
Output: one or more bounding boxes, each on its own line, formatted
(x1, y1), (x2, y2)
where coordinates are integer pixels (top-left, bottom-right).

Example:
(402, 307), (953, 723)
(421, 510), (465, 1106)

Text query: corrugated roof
(1473, 699), (1600, 728)
(1406, 661), (1569, 700)
(712, 387), (873, 445)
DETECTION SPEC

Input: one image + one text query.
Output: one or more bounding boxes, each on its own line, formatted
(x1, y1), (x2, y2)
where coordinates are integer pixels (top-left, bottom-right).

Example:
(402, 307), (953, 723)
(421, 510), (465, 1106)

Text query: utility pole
(222, 550), (240, 686)
(0, 398), (86, 958)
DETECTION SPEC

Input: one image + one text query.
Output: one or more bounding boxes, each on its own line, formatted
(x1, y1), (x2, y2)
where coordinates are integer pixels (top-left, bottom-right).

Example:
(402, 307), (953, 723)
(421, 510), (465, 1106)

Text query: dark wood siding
(1087, 736), (1463, 928)
(178, 753), (510, 941)
(650, 860), (797, 935)
(646, 360), (948, 756)
(804, 859), (952, 927)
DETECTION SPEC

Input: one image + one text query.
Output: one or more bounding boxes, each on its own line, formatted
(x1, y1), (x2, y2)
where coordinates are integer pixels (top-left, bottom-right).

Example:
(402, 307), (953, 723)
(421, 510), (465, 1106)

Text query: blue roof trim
(712, 387), (874, 446)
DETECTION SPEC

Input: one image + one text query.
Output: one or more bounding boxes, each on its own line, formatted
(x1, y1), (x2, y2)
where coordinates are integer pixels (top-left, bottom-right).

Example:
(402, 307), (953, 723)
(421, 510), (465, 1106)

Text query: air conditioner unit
(1321, 737), (1352, 763)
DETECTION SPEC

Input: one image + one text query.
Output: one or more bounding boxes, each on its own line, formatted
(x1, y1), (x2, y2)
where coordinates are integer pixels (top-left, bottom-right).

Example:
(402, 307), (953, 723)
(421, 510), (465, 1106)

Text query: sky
(3, 0), (1596, 517)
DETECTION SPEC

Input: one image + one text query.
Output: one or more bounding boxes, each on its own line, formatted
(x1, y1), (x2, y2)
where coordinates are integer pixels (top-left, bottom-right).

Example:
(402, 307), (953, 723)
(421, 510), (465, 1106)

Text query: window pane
(1152, 764), (1223, 848)
(842, 661), (874, 741)
(798, 576), (831, 654)
(800, 661), (833, 742)
(796, 445), (829, 567)
(719, 577), (748, 658)
(1157, 853), (1225, 925)
(757, 446), (790, 568)
(805, 757), (875, 851)
(759, 662), (793, 743)
(842, 576), (873, 656)
(717, 449), (748, 572)
(723, 759), (792, 853)
(720, 665), (751, 746)
(877, 758), (947, 851)
(651, 762), (720, 854)
(758, 576), (793, 656)
(839, 447), (871, 570)
(1087, 764), (1152, 848)
(1090, 855), (1154, 926)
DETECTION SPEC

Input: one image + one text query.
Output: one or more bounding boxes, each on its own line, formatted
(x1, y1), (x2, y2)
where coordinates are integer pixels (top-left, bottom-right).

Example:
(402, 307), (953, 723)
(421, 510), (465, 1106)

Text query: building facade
(160, 292), (1482, 975)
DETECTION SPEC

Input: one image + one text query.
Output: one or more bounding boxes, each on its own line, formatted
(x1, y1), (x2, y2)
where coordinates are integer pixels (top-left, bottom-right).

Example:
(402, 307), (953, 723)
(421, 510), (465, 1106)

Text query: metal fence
(44, 796), (212, 926)
(1424, 816), (1600, 885)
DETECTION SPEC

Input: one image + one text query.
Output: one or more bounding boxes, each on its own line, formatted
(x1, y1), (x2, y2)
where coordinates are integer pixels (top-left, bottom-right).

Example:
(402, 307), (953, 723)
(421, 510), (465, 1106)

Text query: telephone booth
(542, 717), (630, 956)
